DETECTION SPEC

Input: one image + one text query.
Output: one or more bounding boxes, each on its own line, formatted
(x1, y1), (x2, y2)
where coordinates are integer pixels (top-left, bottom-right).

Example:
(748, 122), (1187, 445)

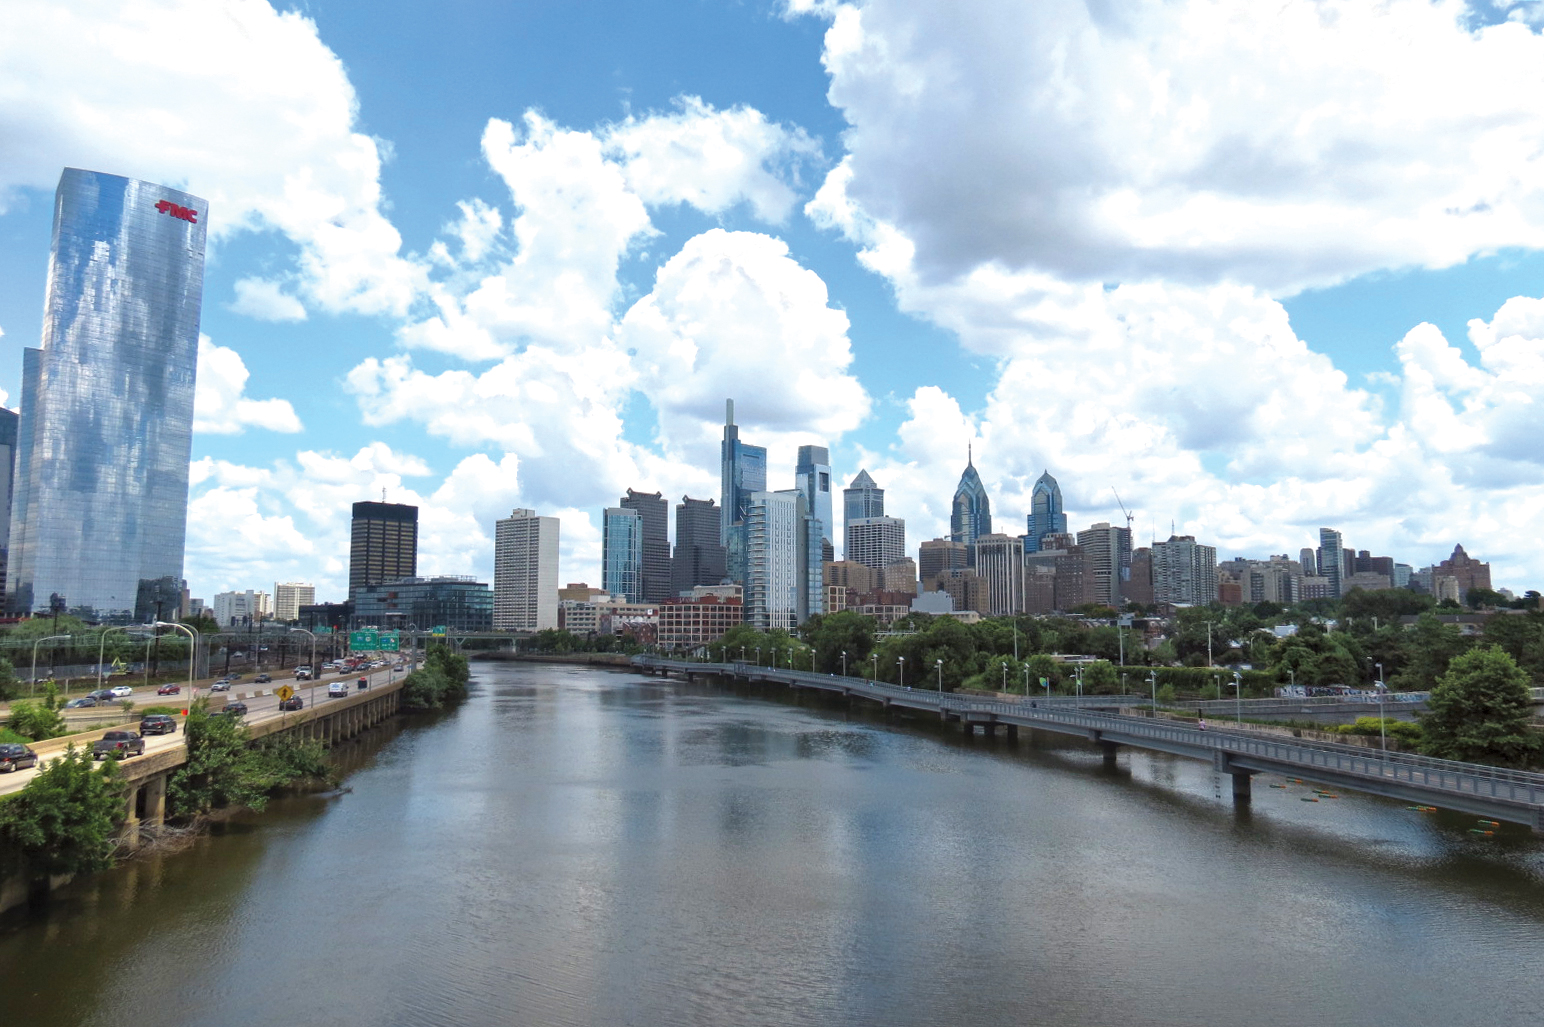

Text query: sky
(2, 0), (1544, 602)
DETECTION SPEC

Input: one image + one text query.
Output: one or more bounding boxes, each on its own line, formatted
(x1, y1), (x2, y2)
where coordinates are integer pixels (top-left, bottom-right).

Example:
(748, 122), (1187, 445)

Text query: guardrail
(636, 657), (1544, 823)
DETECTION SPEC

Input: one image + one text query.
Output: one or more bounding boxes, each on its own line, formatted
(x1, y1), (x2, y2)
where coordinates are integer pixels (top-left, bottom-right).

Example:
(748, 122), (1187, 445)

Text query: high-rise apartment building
(1317, 528), (1344, 598)
(671, 496), (728, 596)
(1024, 534), (1092, 613)
(213, 589), (271, 626)
(744, 490), (821, 631)
(719, 400), (767, 563)
(974, 533), (1024, 616)
(795, 445), (834, 555)
(1076, 522), (1131, 607)
(620, 488), (670, 602)
(350, 502), (419, 598)
(602, 507), (643, 602)
(7, 169), (207, 620)
(950, 449), (993, 564)
(1025, 471), (1068, 553)
(273, 582), (315, 622)
(846, 516), (907, 571)
(493, 509), (559, 631)
(1152, 535), (1219, 606)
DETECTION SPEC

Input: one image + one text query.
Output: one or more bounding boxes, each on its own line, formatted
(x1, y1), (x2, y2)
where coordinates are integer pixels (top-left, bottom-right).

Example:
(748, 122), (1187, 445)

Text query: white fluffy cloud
(229, 278), (307, 322)
(193, 335), (303, 435)
(0, 0), (424, 317)
(811, 0), (1544, 293)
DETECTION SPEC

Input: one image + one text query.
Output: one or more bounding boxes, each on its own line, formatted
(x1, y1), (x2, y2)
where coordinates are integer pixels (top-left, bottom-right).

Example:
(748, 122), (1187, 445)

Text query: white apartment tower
(494, 509), (560, 631)
(273, 582), (315, 622)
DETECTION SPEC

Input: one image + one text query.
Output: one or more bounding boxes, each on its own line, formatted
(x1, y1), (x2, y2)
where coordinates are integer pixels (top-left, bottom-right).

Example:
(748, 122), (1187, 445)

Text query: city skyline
(4, 1), (1544, 601)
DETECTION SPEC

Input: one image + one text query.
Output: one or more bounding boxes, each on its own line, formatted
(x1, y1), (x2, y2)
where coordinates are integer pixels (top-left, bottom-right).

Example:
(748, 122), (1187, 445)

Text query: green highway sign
(431, 626), (447, 637)
(380, 632), (400, 652)
(350, 629), (380, 650)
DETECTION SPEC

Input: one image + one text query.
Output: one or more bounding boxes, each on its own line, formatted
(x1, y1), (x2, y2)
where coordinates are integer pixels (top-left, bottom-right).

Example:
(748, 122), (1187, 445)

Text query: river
(2, 661), (1542, 1026)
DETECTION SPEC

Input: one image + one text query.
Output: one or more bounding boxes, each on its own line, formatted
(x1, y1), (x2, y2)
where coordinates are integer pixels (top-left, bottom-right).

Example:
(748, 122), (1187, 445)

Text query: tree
(401, 643), (471, 711)
(1081, 660), (1120, 694)
(804, 611), (876, 674)
(6, 699), (68, 741)
(1420, 646), (1542, 768)
(0, 745), (123, 880)
(168, 701), (268, 818)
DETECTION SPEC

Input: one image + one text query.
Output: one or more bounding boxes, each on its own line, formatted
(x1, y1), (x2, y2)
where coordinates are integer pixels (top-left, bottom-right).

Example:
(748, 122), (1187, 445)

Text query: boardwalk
(634, 658), (1544, 834)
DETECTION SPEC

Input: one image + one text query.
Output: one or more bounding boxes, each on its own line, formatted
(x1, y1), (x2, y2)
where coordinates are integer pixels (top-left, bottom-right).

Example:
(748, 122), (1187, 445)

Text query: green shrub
(6, 700), (69, 741)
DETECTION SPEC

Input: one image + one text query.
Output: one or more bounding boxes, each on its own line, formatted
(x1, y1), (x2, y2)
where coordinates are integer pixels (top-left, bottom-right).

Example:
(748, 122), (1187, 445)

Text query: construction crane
(1111, 487), (1134, 536)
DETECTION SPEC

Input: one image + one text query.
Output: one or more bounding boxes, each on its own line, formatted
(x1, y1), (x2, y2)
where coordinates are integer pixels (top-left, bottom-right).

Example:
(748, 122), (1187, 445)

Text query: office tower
(620, 488), (670, 602)
(1025, 471), (1068, 553)
(846, 516), (907, 571)
(919, 538), (968, 590)
(273, 582), (316, 622)
(0, 408), (16, 609)
(795, 445), (835, 552)
(719, 399), (767, 552)
(1127, 547), (1154, 606)
(353, 576), (494, 632)
(1076, 522), (1132, 607)
(1024, 534), (1092, 613)
(1300, 547), (1319, 576)
(843, 469), (884, 528)
(824, 560), (877, 595)
(493, 509), (559, 630)
(1317, 528), (1344, 598)
(1152, 535), (1219, 606)
(950, 448), (993, 563)
(671, 495), (728, 596)
(744, 490), (821, 631)
(602, 507), (643, 602)
(974, 533), (1024, 616)
(879, 558), (919, 596)
(1433, 544), (1491, 596)
(6, 169), (207, 620)
(350, 501), (419, 598)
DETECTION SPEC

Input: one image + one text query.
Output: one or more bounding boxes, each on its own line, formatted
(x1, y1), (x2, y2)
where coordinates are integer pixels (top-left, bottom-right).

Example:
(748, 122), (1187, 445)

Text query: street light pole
(153, 622), (199, 698)
(1231, 670), (1242, 725)
(841, 650), (847, 678)
(936, 658), (943, 696)
(898, 655), (905, 688)
(31, 634), (70, 697)
(1149, 670), (1158, 716)
(1376, 661), (1387, 752)
(870, 652), (877, 684)
(290, 628), (317, 709)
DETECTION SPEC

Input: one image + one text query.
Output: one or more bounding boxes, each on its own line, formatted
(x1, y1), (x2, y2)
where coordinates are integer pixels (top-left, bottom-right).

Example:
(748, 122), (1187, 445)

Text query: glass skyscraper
(794, 444), (834, 554)
(719, 399), (766, 582)
(949, 448), (993, 564)
(602, 507), (643, 602)
(7, 169), (207, 621)
(1025, 470), (1068, 553)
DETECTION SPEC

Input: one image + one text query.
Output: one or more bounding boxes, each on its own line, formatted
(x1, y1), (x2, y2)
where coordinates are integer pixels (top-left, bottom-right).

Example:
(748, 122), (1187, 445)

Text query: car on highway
(109, 685), (134, 698)
(88, 688), (116, 702)
(0, 743), (40, 773)
(294, 666), (313, 680)
(92, 731), (145, 760)
(210, 678), (231, 692)
(327, 682), (349, 699)
(278, 696), (304, 711)
(64, 696), (99, 708)
(221, 701), (249, 717)
(139, 714), (177, 735)
(255, 673), (271, 684)
(157, 683), (181, 695)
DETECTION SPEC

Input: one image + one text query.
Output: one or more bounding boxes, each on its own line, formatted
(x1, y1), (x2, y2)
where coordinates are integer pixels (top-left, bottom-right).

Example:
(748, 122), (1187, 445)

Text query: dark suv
(140, 714), (177, 735)
(0, 743), (39, 773)
(278, 695), (303, 711)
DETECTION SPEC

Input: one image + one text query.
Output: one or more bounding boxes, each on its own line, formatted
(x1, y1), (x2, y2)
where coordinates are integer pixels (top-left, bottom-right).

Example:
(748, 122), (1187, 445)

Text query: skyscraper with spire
(720, 399), (766, 583)
(842, 469), (884, 561)
(950, 446), (992, 565)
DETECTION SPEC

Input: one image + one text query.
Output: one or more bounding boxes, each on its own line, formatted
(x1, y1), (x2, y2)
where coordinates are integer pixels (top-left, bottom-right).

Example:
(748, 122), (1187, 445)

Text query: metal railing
(637, 657), (1544, 809)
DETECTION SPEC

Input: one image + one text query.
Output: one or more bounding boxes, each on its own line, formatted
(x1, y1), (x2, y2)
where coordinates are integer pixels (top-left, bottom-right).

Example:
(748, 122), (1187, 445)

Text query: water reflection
(2, 662), (1542, 1027)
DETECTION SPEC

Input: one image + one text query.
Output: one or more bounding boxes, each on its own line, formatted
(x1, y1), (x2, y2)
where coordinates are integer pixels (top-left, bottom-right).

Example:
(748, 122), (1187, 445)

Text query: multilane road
(0, 663), (408, 797)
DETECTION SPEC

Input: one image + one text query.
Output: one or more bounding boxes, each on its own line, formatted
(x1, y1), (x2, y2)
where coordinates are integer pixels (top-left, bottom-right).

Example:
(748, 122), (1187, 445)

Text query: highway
(0, 661), (412, 797)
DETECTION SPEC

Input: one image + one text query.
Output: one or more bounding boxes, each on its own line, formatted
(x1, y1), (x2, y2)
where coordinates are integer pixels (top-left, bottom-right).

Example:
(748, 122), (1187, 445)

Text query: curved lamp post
(936, 658), (943, 695)
(841, 651), (847, 678)
(96, 625), (154, 692)
(290, 627), (317, 709)
(1230, 670), (1243, 725)
(31, 634), (70, 697)
(870, 652), (877, 684)
(154, 621), (199, 699)
(898, 655), (906, 689)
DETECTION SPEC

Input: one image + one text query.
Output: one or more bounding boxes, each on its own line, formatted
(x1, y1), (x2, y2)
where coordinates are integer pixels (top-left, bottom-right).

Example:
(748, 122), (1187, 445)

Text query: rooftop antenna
(382, 487), (387, 503)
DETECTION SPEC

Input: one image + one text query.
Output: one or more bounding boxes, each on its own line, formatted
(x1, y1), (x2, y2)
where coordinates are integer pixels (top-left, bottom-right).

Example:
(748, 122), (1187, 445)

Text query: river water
(3, 661), (1542, 1026)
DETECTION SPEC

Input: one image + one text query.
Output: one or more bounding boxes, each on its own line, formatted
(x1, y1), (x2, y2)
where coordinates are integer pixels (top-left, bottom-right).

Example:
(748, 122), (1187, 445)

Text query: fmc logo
(154, 199), (198, 224)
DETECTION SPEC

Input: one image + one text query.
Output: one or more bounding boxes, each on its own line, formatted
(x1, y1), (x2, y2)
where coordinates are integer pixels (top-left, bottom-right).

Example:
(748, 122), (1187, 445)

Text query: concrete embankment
(470, 652), (634, 667)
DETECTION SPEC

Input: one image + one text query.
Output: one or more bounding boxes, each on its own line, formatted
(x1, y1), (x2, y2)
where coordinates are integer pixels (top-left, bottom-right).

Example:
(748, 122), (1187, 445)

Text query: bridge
(633, 657), (1544, 835)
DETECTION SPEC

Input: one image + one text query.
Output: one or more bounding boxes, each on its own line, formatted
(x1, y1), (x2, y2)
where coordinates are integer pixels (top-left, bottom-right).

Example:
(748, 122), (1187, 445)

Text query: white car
(109, 685), (134, 698)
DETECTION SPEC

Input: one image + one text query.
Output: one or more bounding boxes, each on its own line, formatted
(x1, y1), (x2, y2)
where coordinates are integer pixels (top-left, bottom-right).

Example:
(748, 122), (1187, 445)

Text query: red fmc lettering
(154, 199), (198, 224)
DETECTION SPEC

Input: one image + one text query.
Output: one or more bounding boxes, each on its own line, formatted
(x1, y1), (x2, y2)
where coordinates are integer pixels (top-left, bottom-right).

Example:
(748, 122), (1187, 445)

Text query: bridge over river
(633, 657), (1544, 835)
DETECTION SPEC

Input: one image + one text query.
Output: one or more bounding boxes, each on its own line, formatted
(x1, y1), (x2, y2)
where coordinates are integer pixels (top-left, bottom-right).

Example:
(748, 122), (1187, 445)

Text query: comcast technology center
(6, 169), (207, 621)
